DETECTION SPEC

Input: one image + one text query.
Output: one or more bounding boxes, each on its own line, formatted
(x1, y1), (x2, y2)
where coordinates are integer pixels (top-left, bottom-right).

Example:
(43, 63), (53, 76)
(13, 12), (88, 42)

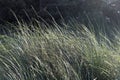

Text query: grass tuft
(0, 22), (120, 80)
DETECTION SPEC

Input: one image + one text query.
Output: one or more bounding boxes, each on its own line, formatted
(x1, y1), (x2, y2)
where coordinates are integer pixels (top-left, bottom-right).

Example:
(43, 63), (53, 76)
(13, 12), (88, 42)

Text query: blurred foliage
(0, 0), (120, 33)
(0, 0), (107, 23)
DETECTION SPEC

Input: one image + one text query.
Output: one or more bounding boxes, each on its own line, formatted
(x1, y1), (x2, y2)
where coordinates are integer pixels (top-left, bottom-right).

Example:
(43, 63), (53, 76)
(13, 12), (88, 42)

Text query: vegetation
(0, 21), (120, 80)
(0, 0), (120, 80)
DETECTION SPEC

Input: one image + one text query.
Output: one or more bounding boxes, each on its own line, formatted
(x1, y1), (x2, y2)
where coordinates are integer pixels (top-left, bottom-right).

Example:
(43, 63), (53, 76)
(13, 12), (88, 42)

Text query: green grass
(0, 22), (120, 80)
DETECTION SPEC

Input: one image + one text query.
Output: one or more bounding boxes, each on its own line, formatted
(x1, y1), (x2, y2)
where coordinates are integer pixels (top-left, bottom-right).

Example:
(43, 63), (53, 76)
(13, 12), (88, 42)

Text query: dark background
(0, 0), (119, 24)
(0, 0), (120, 38)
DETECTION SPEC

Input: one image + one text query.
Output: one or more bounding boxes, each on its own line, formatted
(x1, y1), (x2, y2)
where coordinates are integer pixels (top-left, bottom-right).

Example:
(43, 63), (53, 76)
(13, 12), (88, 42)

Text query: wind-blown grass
(0, 22), (120, 80)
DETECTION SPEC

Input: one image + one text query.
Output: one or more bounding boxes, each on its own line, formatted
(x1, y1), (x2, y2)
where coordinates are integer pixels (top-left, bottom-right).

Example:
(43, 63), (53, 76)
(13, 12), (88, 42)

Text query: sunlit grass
(0, 22), (120, 80)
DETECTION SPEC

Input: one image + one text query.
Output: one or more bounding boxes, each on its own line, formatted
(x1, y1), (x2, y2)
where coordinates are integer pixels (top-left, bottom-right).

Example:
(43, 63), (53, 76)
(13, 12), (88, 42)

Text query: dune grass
(0, 21), (120, 80)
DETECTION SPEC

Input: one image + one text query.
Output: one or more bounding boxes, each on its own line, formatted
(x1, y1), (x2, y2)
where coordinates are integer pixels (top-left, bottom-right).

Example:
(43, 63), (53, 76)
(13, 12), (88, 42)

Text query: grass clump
(0, 22), (120, 80)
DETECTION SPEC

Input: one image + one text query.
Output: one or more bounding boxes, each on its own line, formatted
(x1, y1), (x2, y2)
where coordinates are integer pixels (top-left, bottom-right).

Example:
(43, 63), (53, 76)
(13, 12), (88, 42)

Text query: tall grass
(0, 21), (120, 80)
